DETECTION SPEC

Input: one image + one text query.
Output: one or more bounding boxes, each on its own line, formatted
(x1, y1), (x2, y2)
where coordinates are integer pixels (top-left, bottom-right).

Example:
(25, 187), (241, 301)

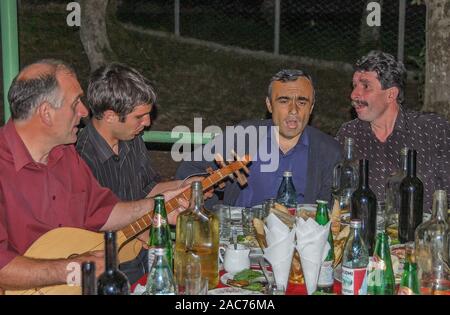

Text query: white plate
(208, 287), (264, 295)
(220, 270), (271, 287)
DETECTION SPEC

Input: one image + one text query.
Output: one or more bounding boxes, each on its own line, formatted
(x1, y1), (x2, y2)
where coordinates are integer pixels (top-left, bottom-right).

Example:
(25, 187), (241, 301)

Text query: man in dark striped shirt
(76, 63), (197, 283)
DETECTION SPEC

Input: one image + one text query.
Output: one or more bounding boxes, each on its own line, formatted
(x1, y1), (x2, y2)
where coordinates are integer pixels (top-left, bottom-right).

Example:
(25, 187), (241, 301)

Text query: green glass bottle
(398, 243), (420, 295)
(367, 232), (395, 295)
(149, 195), (173, 270)
(315, 200), (335, 293)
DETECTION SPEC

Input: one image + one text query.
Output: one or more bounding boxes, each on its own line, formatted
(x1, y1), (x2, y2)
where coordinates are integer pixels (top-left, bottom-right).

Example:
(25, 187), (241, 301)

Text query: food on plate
(330, 199), (341, 237)
(237, 234), (259, 248)
(296, 208), (316, 220)
(226, 279), (249, 288)
(234, 269), (263, 281)
(390, 244), (406, 282)
(273, 202), (289, 214)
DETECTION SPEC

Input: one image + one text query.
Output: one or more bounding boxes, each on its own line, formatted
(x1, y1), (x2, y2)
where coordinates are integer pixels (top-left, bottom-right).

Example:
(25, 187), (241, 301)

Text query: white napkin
(132, 284), (146, 295)
(294, 217), (331, 295)
(263, 213), (296, 289)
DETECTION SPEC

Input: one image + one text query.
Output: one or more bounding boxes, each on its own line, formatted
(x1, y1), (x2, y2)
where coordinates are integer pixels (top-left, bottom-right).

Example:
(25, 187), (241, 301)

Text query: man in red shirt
(0, 59), (187, 292)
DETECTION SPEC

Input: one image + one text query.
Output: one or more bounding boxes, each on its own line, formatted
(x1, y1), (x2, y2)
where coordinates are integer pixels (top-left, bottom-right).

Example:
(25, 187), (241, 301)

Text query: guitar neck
(120, 169), (229, 240)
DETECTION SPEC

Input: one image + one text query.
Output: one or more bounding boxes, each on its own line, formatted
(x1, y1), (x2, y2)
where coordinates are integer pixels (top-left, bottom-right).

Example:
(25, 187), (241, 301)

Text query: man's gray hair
(8, 59), (76, 120)
(267, 69), (315, 105)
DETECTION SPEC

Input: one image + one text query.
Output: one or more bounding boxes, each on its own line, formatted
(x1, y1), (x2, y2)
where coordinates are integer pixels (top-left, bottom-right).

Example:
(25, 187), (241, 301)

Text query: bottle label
(318, 260), (334, 287)
(152, 214), (166, 228)
(342, 266), (368, 295)
(367, 255), (387, 289)
(287, 207), (296, 216)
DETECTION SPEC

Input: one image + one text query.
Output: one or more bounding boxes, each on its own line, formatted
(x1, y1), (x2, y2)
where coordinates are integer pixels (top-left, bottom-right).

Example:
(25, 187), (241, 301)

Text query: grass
(1, 2), (422, 178)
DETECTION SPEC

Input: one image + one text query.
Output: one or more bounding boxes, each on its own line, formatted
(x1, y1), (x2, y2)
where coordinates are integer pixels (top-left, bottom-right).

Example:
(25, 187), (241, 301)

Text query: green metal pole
(1, 0), (19, 123)
(142, 131), (216, 144)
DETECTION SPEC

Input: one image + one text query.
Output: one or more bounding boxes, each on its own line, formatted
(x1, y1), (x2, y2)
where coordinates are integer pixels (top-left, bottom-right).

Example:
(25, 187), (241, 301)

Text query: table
(131, 269), (342, 295)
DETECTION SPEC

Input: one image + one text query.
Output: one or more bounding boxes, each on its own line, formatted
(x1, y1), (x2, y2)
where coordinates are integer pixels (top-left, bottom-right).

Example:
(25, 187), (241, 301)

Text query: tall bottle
(97, 231), (130, 295)
(315, 200), (335, 293)
(367, 232), (395, 295)
(148, 195), (173, 270)
(385, 147), (409, 238)
(81, 261), (97, 295)
(145, 247), (176, 295)
(342, 219), (369, 295)
(399, 149), (424, 244)
(276, 171), (297, 215)
(415, 190), (449, 295)
(351, 159), (377, 255)
(333, 137), (359, 213)
(398, 242), (420, 295)
(174, 181), (220, 289)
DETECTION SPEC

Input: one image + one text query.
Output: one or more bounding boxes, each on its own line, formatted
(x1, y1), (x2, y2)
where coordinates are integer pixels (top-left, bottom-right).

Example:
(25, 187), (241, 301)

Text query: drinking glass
(213, 204), (232, 243)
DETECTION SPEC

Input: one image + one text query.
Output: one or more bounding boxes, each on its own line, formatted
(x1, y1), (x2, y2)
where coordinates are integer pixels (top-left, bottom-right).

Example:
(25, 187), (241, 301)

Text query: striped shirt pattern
(76, 122), (161, 201)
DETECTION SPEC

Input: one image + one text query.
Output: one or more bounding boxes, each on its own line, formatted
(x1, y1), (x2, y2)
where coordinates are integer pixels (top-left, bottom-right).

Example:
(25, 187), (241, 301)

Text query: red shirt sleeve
(76, 152), (120, 231)
(0, 203), (19, 270)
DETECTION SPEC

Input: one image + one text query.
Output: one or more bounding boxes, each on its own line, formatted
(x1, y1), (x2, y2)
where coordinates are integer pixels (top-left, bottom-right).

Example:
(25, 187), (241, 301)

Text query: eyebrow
(276, 95), (310, 102)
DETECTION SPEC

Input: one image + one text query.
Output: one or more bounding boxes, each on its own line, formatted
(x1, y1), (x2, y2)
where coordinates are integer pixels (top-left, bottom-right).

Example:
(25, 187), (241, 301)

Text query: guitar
(6, 155), (251, 295)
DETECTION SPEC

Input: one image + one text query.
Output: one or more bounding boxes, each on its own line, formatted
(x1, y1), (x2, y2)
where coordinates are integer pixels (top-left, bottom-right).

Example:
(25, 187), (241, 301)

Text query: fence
(118, 0), (426, 70)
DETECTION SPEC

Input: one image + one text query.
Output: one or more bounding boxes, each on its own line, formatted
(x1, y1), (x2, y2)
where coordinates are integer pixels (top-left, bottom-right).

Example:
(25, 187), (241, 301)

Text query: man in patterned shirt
(336, 51), (449, 212)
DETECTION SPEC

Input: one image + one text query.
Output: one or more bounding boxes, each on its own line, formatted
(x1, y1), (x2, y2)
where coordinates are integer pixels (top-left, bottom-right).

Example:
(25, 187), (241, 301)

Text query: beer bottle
(81, 261), (97, 295)
(97, 231), (130, 295)
(367, 232), (395, 295)
(398, 243), (420, 295)
(174, 181), (220, 289)
(148, 195), (173, 270)
(351, 159), (377, 255)
(145, 247), (176, 295)
(342, 219), (369, 295)
(276, 171), (297, 215)
(399, 149), (424, 243)
(315, 200), (335, 293)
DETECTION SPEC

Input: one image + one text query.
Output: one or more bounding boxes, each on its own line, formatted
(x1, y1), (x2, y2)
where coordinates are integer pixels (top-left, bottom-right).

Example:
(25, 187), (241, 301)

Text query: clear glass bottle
(81, 261), (97, 295)
(276, 171), (297, 215)
(315, 200), (334, 293)
(333, 137), (359, 213)
(399, 149), (424, 243)
(145, 247), (176, 295)
(148, 195), (173, 270)
(351, 159), (377, 255)
(415, 190), (449, 295)
(385, 147), (408, 239)
(367, 232), (395, 295)
(174, 181), (220, 289)
(342, 219), (369, 295)
(97, 231), (130, 295)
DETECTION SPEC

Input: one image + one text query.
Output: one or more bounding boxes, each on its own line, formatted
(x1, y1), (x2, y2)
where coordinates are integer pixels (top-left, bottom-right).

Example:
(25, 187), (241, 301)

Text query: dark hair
(355, 51), (406, 105)
(8, 59), (76, 120)
(267, 69), (315, 105)
(87, 63), (157, 122)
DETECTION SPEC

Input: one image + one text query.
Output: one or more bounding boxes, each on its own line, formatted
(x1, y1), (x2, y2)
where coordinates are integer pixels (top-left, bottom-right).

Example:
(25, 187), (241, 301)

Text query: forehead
(352, 71), (380, 84)
(56, 70), (82, 95)
(271, 77), (313, 97)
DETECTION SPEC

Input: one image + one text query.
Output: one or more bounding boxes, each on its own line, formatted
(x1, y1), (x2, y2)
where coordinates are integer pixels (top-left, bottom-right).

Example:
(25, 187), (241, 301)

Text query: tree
(422, 0), (450, 120)
(79, 0), (116, 71)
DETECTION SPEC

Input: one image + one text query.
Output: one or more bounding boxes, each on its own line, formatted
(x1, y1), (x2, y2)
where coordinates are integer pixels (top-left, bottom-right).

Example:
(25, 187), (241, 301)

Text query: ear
(387, 87), (399, 104)
(265, 97), (273, 114)
(103, 110), (119, 123)
(37, 102), (54, 126)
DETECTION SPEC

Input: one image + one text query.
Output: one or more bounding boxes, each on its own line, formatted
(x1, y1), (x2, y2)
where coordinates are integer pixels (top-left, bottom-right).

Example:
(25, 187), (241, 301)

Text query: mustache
(352, 100), (368, 108)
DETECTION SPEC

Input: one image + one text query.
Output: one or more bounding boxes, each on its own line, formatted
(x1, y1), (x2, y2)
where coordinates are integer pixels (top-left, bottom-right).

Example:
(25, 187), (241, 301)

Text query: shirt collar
(84, 121), (131, 163)
(4, 119), (66, 171)
(358, 105), (408, 134)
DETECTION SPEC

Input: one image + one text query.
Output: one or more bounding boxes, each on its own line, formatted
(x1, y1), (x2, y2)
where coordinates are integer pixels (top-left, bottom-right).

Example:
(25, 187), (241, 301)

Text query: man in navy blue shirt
(176, 69), (342, 208)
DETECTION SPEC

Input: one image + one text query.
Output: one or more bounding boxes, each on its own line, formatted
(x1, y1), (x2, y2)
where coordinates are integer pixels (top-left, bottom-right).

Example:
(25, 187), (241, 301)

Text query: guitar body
(5, 227), (142, 295)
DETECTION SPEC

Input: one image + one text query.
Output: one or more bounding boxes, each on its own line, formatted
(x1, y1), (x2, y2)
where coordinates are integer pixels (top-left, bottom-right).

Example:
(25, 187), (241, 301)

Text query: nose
(78, 101), (89, 118)
(351, 86), (360, 101)
(288, 99), (298, 114)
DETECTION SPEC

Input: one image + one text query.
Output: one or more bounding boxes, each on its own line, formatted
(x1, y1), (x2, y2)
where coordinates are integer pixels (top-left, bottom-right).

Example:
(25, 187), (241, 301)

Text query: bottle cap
(350, 219), (362, 228)
(155, 195), (165, 201)
(283, 171), (292, 177)
(400, 147), (409, 155)
(316, 200), (328, 205)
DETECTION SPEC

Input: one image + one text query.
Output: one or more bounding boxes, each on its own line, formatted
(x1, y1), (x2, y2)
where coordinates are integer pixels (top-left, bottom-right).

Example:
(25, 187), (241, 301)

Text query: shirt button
(52, 196), (56, 200)
(113, 155), (120, 162)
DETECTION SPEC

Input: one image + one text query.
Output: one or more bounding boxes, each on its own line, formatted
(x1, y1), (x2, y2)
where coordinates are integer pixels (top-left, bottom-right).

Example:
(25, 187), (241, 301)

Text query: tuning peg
(234, 170), (248, 186)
